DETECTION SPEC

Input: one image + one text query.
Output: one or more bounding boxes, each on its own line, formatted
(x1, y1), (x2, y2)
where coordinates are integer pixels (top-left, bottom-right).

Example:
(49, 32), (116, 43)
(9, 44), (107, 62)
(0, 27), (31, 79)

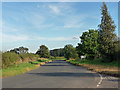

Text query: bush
(2, 52), (20, 68)
(2, 52), (39, 68)
(19, 53), (34, 61)
(49, 56), (55, 59)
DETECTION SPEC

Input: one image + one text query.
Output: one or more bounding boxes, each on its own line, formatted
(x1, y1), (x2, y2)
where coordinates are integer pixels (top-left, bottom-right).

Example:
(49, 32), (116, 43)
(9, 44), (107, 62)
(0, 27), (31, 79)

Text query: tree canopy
(50, 48), (64, 57)
(64, 44), (78, 60)
(76, 29), (99, 59)
(36, 45), (50, 58)
(10, 46), (29, 54)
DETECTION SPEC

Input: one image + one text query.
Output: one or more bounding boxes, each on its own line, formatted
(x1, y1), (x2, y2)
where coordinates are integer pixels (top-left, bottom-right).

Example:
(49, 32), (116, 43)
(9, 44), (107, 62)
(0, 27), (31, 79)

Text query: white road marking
(97, 73), (103, 87)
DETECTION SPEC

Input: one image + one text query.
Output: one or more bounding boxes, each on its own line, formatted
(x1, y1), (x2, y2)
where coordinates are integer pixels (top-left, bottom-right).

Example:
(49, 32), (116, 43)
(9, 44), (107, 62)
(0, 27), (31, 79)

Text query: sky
(2, 2), (118, 53)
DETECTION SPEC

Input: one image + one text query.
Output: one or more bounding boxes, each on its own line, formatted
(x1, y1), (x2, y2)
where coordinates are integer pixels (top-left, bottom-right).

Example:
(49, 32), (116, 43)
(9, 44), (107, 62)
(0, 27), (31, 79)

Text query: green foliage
(70, 59), (120, 67)
(10, 46), (29, 54)
(2, 52), (20, 68)
(36, 45), (50, 58)
(113, 40), (120, 61)
(2, 59), (51, 77)
(50, 48), (64, 57)
(76, 29), (99, 59)
(49, 56), (55, 59)
(53, 57), (66, 60)
(64, 44), (78, 60)
(2, 52), (39, 68)
(19, 53), (38, 61)
(98, 2), (116, 61)
(76, 2), (118, 62)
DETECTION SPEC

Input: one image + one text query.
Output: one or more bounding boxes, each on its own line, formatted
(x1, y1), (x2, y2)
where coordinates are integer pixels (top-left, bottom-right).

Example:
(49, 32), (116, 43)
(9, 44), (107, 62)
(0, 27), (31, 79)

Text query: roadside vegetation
(64, 2), (119, 77)
(1, 2), (119, 78)
(67, 59), (120, 77)
(2, 51), (39, 68)
(46, 2), (119, 77)
(68, 59), (119, 67)
(52, 57), (66, 60)
(1, 46), (52, 78)
(1, 59), (52, 78)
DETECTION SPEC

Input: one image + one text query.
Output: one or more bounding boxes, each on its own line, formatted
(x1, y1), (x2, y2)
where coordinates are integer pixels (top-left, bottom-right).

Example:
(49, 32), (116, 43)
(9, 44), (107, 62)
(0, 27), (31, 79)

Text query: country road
(2, 60), (119, 88)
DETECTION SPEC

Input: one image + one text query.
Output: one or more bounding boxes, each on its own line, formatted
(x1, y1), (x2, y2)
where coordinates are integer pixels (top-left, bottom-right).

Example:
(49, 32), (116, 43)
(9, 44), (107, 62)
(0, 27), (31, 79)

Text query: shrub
(49, 56), (55, 59)
(2, 52), (39, 68)
(2, 52), (20, 68)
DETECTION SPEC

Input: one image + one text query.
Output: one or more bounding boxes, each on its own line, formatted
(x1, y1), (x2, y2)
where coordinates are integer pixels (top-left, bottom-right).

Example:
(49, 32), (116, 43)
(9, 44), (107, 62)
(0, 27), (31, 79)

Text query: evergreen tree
(98, 2), (116, 61)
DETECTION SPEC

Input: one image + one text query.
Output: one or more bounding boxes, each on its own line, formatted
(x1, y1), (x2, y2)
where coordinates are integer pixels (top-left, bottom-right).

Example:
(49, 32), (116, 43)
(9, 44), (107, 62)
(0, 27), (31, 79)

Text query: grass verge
(53, 57), (66, 60)
(0, 59), (52, 78)
(67, 59), (120, 77)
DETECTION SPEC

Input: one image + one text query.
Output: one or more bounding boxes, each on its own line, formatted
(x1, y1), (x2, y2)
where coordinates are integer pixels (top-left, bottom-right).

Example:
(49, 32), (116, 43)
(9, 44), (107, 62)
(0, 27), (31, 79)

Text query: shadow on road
(42, 65), (70, 66)
(51, 60), (67, 63)
(107, 79), (120, 82)
(28, 72), (97, 77)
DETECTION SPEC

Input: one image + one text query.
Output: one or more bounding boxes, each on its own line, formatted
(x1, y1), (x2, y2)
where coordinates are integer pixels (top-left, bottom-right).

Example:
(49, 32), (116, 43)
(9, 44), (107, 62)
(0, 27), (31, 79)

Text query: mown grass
(0, 59), (51, 78)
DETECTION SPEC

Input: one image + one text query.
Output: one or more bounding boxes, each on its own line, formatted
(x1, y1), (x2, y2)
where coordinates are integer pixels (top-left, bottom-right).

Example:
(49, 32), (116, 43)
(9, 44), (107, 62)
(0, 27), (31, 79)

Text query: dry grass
(25, 67), (31, 72)
(40, 62), (45, 65)
(69, 60), (120, 77)
(48, 60), (52, 62)
(39, 58), (49, 60)
(78, 64), (119, 72)
(35, 64), (41, 67)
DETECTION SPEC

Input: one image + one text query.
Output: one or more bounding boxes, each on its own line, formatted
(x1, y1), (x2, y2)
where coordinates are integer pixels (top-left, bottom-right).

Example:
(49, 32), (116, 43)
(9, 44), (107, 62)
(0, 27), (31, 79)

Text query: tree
(98, 2), (116, 61)
(36, 45), (50, 58)
(77, 29), (99, 59)
(10, 46), (29, 54)
(76, 43), (85, 58)
(64, 44), (78, 60)
(50, 48), (64, 57)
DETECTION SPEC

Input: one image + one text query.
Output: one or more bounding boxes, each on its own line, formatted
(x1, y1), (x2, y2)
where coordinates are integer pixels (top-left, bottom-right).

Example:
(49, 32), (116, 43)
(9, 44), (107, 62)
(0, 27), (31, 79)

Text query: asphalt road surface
(2, 60), (119, 88)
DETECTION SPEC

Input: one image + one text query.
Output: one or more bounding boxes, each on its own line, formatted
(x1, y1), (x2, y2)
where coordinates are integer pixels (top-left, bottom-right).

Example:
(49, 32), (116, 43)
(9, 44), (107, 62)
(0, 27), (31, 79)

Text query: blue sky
(2, 2), (118, 53)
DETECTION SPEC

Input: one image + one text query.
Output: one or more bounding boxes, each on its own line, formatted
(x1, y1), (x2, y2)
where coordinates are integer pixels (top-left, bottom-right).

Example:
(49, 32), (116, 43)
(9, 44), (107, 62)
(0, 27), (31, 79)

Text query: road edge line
(97, 73), (103, 87)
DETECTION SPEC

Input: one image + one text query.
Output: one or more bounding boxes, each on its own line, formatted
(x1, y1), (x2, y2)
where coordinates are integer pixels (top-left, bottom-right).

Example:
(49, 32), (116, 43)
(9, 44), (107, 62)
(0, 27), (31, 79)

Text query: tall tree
(36, 45), (50, 58)
(98, 2), (116, 61)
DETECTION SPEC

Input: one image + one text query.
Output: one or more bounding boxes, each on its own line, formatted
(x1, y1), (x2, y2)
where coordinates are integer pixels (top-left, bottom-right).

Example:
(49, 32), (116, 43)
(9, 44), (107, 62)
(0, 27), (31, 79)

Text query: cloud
(2, 32), (79, 43)
(49, 5), (60, 14)
(72, 37), (79, 39)
(33, 36), (79, 41)
(24, 12), (54, 29)
(37, 4), (40, 8)
(26, 14), (45, 27)
(3, 34), (29, 42)
(47, 3), (73, 16)
(3, 26), (19, 33)
(63, 15), (87, 29)
(47, 37), (72, 41)
(64, 23), (84, 28)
